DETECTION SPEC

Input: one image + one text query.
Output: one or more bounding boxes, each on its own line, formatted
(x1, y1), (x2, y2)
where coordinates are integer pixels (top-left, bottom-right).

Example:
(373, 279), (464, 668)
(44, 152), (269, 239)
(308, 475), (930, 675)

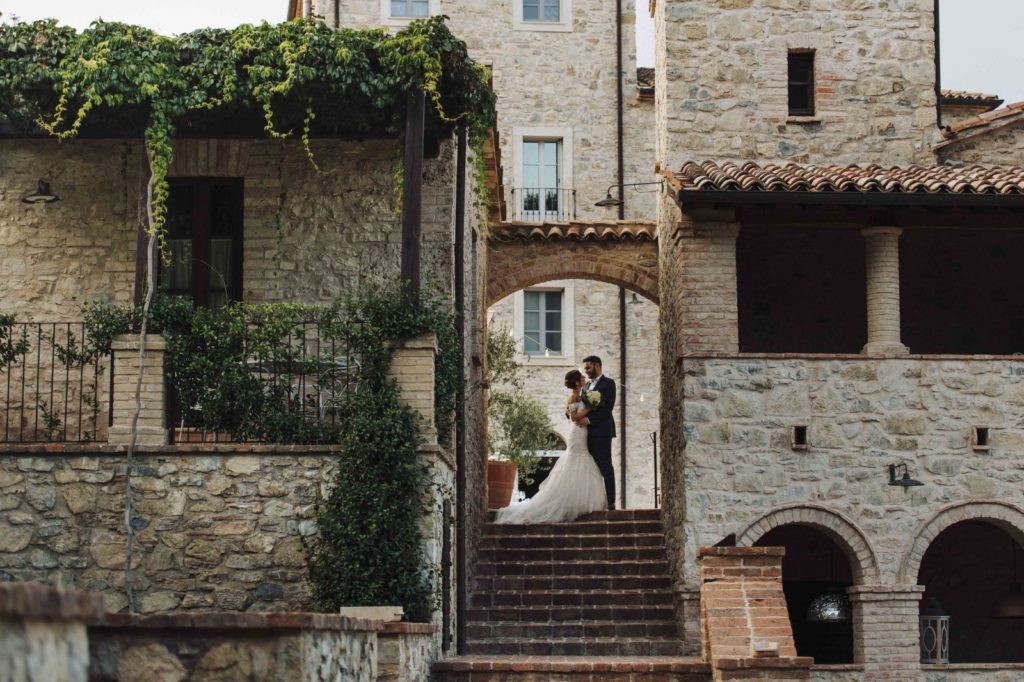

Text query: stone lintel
(698, 546), (785, 558)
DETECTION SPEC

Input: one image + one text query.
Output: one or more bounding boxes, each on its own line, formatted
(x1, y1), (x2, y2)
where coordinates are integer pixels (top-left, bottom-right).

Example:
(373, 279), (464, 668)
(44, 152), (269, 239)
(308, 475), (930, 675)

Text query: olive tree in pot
(486, 327), (555, 509)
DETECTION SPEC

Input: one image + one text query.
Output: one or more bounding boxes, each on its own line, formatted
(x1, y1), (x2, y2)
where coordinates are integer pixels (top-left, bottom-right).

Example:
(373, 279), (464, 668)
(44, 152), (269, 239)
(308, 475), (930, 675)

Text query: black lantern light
(593, 180), (664, 208)
(888, 463), (924, 487)
(22, 179), (59, 204)
(806, 542), (852, 624)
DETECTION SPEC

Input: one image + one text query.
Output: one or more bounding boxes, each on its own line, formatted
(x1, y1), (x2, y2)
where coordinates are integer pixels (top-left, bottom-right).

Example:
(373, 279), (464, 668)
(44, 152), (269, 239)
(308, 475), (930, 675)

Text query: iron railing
(166, 320), (360, 444)
(0, 322), (107, 443)
(511, 187), (576, 222)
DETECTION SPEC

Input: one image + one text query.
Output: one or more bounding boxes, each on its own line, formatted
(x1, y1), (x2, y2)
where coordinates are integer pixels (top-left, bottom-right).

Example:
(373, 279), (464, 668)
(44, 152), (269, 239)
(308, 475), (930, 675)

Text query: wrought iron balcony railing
(511, 187), (576, 222)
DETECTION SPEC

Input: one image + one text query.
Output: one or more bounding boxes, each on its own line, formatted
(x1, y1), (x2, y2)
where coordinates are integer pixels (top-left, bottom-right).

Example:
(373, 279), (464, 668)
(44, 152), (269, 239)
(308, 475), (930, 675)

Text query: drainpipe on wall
(454, 128), (468, 655)
(619, 287), (627, 510)
(615, 0), (628, 510)
(934, 0), (942, 129)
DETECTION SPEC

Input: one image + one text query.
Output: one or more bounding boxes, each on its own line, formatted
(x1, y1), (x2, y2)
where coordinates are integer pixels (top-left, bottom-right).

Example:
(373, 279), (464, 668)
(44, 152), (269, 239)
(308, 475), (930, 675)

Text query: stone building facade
(652, 0), (1024, 677)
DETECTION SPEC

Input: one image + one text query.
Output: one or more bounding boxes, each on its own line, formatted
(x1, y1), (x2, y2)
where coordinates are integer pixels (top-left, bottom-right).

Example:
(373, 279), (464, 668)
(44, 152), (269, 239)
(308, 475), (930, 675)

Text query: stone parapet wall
(679, 355), (1024, 587)
(656, 0), (939, 170)
(0, 445), (451, 621)
(0, 582), (104, 682)
(936, 119), (1024, 165)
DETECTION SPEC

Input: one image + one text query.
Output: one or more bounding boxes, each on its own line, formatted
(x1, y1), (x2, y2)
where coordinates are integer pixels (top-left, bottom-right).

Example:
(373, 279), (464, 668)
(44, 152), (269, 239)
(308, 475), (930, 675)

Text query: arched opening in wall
(737, 225), (866, 353)
(755, 525), (854, 664)
(917, 520), (1024, 663)
(486, 278), (661, 509)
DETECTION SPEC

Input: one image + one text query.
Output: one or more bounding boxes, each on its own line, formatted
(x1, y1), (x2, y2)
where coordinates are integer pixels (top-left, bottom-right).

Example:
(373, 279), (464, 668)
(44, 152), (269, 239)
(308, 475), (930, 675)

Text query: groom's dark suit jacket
(585, 375), (616, 439)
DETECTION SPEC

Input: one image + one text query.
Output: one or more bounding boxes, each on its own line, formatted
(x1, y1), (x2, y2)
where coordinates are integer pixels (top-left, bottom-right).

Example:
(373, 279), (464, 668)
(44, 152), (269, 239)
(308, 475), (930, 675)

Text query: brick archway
(487, 221), (658, 306)
(736, 504), (880, 584)
(899, 501), (1024, 585)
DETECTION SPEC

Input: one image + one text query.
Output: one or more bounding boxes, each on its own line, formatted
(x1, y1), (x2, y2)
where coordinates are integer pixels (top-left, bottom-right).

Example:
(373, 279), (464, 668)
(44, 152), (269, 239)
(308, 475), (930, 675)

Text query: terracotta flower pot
(487, 459), (517, 510)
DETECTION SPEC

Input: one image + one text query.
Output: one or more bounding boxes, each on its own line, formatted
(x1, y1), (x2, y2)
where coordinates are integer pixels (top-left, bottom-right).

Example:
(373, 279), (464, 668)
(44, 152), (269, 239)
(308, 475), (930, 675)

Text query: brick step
(467, 619), (679, 640)
(486, 509), (661, 522)
(467, 604), (675, 623)
(463, 637), (688, 657)
(470, 588), (675, 608)
(485, 521), (664, 537)
(479, 546), (667, 562)
(476, 559), (670, 577)
(432, 656), (712, 682)
(472, 574), (673, 592)
(480, 532), (666, 549)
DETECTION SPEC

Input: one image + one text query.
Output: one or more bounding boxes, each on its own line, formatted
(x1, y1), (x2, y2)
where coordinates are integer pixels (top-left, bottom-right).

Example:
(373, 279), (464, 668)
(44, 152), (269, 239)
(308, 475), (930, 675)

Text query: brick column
(861, 227), (909, 355)
(848, 585), (923, 682)
(699, 547), (813, 681)
(386, 334), (438, 446)
(673, 209), (742, 354)
(108, 334), (167, 446)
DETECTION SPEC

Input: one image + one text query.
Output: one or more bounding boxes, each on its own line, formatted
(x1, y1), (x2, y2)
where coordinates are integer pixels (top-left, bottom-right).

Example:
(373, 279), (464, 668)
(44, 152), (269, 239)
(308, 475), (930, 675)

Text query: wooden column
(401, 90), (426, 305)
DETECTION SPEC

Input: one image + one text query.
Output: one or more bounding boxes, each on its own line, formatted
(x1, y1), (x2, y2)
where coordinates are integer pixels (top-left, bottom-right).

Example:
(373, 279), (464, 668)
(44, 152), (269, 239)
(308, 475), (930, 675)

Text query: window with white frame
(520, 139), (564, 221)
(513, 0), (571, 31)
(390, 0), (429, 17)
(523, 290), (562, 356)
(523, 0), (560, 22)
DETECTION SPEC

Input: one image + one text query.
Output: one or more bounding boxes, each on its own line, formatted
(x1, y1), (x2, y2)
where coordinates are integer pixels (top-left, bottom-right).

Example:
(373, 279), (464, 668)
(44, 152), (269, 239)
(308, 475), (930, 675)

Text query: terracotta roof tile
(636, 67), (655, 89)
(665, 161), (1024, 196)
(940, 100), (1024, 139)
(491, 220), (656, 242)
(940, 89), (1003, 110)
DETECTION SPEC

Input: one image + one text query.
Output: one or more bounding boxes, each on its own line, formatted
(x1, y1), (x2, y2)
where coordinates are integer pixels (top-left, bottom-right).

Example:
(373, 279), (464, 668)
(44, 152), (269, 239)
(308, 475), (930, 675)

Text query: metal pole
(619, 287), (627, 509)
(401, 91), (426, 306)
(454, 127), (468, 655)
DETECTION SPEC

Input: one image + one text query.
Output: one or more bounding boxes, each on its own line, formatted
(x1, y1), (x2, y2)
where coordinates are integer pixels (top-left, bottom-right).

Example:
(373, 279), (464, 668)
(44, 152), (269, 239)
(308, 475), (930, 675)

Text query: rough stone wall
(680, 356), (1024, 587)
(317, 0), (657, 221)
(655, 0), (939, 171)
(0, 137), (456, 318)
(488, 278), (660, 508)
(940, 103), (999, 129)
(936, 119), (1024, 165)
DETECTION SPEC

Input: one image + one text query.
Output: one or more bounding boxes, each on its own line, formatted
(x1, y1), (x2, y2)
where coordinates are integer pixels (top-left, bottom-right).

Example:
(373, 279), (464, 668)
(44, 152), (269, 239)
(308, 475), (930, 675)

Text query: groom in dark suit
(577, 355), (617, 510)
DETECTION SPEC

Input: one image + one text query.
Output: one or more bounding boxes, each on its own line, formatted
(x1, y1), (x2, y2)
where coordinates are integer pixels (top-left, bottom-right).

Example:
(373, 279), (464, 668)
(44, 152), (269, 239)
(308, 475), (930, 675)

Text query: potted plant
(486, 328), (555, 509)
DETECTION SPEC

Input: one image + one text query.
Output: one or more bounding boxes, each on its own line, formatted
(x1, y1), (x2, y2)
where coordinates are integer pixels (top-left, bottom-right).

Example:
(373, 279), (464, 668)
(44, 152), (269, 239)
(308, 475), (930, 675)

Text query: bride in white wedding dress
(495, 369), (608, 524)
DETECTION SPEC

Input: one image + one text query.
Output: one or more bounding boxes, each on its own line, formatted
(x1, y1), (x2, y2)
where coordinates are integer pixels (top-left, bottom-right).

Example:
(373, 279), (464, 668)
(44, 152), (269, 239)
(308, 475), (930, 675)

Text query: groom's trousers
(588, 435), (616, 509)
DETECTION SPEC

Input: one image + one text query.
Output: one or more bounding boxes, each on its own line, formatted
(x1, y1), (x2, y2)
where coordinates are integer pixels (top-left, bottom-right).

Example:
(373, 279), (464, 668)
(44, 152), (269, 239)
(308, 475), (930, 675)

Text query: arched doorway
(486, 276), (660, 509)
(755, 525), (855, 664)
(917, 520), (1024, 663)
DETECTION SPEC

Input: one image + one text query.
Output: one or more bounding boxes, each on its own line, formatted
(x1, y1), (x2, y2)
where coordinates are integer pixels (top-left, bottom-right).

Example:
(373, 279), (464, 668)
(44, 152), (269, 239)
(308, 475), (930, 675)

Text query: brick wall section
(699, 547), (812, 682)
(108, 334), (167, 447)
(387, 335), (439, 446)
(848, 586), (923, 682)
(861, 228), (908, 355)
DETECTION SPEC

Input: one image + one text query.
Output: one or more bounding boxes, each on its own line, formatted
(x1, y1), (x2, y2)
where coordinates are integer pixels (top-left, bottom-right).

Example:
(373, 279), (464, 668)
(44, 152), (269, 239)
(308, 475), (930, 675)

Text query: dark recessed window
(788, 51), (815, 117)
(161, 178), (244, 308)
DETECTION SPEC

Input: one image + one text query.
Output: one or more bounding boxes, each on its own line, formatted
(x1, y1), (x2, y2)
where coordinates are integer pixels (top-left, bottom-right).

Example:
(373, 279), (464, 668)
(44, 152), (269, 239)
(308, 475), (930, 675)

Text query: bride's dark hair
(564, 369), (583, 389)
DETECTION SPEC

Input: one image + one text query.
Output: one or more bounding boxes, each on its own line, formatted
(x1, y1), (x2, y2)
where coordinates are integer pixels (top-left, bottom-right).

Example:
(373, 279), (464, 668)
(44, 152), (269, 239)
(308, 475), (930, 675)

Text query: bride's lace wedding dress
(495, 401), (608, 524)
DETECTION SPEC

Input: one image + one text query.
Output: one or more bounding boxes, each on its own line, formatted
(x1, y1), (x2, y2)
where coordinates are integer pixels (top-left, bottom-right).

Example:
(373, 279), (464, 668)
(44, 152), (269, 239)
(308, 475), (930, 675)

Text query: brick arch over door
(736, 504), (881, 585)
(899, 501), (1024, 585)
(487, 221), (659, 306)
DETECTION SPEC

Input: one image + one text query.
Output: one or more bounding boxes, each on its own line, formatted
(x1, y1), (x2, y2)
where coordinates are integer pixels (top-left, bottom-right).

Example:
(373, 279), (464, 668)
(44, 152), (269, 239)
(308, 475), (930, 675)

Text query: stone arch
(736, 504), (880, 584)
(486, 222), (659, 307)
(899, 500), (1024, 585)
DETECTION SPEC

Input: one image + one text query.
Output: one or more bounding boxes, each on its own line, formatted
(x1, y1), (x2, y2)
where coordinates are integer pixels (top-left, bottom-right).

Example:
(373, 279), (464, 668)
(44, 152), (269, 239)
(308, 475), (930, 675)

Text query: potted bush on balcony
(485, 327), (555, 509)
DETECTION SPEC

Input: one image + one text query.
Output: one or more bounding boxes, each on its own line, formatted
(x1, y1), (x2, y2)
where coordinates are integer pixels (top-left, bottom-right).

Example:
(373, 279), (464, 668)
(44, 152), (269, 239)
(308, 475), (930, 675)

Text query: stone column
(108, 334), (168, 446)
(861, 227), (909, 355)
(848, 585), (924, 681)
(386, 333), (438, 446)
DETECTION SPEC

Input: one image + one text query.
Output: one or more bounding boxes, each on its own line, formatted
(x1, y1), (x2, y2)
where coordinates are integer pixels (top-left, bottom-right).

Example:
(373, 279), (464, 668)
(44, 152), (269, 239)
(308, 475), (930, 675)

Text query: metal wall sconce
(919, 597), (950, 663)
(595, 181), (664, 207)
(22, 180), (59, 204)
(888, 463), (924, 487)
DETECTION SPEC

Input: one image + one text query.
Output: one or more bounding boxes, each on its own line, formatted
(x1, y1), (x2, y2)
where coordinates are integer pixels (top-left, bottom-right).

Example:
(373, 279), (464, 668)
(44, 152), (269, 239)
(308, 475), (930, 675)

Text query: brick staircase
(432, 509), (710, 681)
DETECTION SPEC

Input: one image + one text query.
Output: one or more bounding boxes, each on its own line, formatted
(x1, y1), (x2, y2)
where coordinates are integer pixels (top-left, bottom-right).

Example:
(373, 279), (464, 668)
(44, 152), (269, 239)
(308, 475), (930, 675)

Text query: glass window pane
(524, 291), (541, 311)
(524, 311), (541, 332)
(162, 239), (192, 291)
(209, 238), (233, 300)
(542, 0), (560, 21)
(546, 332), (562, 353)
(524, 334), (541, 354)
(523, 141), (539, 165)
(410, 0), (429, 16)
(391, 0), (407, 15)
(546, 291), (562, 311)
(523, 0), (538, 20)
(545, 310), (561, 333)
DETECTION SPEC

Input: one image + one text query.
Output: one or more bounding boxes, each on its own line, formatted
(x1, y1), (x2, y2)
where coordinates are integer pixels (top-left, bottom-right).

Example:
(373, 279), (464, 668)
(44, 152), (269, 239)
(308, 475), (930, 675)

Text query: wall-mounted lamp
(629, 292), (641, 305)
(595, 181), (664, 208)
(22, 179), (59, 204)
(888, 463), (924, 487)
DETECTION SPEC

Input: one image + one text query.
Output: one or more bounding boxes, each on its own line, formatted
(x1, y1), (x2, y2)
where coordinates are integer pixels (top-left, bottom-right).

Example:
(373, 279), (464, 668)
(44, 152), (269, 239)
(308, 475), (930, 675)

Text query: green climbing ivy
(0, 15), (496, 237)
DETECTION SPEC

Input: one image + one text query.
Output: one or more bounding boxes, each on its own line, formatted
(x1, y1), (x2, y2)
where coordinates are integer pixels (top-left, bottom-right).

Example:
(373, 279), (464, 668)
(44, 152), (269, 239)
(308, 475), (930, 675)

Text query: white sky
(2, 0), (1022, 107)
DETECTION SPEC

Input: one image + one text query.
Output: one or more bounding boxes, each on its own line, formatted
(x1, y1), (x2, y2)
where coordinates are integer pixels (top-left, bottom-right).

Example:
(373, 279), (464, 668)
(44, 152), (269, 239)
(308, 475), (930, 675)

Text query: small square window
(788, 51), (815, 117)
(791, 425), (809, 451)
(973, 426), (991, 451)
(523, 0), (560, 22)
(391, 0), (429, 17)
